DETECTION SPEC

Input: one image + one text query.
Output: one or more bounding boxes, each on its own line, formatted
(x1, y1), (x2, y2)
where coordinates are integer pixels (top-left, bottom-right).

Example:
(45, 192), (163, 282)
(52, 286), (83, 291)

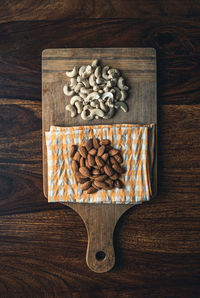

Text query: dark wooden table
(0, 1), (199, 297)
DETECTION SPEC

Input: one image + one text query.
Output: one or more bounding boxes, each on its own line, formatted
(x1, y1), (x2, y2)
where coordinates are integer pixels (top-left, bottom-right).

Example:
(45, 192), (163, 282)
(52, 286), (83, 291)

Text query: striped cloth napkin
(45, 124), (156, 204)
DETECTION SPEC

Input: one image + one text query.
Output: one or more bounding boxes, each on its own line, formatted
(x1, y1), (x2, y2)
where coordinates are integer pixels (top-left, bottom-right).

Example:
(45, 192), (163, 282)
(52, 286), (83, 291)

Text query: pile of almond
(70, 137), (125, 194)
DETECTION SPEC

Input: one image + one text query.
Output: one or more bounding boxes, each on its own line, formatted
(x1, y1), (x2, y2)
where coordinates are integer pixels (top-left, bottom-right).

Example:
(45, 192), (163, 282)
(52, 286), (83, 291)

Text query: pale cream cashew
(89, 74), (96, 87)
(81, 78), (90, 88)
(65, 104), (77, 117)
(108, 68), (120, 79)
(63, 84), (74, 97)
(79, 66), (86, 77)
(70, 78), (77, 89)
(70, 95), (82, 105)
(66, 66), (79, 78)
(93, 85), (100, 92)
(82, 65), (93, 79)
(86, 92), (100, 101)
(96, 77), (105, 85)
(106, 97), (114, 108)
(111, 87), (121, 100)
(103, 107), (115, 119)
(94, 66), (101, 78)
(90, 101), (97, 108)
(103, 86), (110, 93)
(106, 78), (117, 88)
(119, 90), (127, 101)
(81, 105), (93, 120)
(74, 82), (83, 93)
(74, 101), (83, 114)
(91, 108), (104, 118)
(99, 100), (109, 112)
(102, 92), (114, 101)
(98, 89), (103, 94)
(79, 92), (87, 99)
(80, 87), (93, 94)
(102, 66), (110, 80)
(114, 101), (128, 112)
(92, 59), (99, 68)
(117, 77), (129, 90)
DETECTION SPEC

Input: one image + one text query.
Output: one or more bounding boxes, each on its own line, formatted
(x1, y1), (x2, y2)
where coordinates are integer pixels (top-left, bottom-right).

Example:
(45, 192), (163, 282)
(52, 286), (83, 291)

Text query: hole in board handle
(96, 251), (106, 261)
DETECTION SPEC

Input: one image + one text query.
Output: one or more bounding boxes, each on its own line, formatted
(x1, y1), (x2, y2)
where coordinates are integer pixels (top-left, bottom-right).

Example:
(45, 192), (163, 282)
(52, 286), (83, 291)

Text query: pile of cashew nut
(64, 59), (129, 120)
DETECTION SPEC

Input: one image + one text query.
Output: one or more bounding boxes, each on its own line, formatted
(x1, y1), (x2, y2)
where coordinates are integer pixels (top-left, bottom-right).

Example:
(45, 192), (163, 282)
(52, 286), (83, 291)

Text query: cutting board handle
(65, 203), (130, 273)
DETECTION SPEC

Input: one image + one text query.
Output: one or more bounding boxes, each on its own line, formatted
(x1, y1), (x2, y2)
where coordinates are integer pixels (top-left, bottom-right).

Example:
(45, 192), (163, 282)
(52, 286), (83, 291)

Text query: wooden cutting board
(42, 48), (157, 273)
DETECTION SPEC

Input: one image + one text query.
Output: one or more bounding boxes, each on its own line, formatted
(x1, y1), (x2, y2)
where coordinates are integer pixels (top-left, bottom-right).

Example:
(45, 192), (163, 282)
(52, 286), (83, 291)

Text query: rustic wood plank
(0, 0), (199, 22)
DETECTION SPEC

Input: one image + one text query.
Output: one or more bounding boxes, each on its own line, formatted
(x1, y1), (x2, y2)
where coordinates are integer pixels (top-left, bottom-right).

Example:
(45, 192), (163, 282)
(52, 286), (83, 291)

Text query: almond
(112, 164), (125, 174)
(114, 153), (123, 164)
(104, 164), (114, 176)
(70, 145), (77, 158)
(110, 156), (119, 166)
(80, 180), (92, 190)
(100, 139), (111, 146)
(86, 138), (93, 151)
(101, 153), (109, 162)
(87, 186), (98, 194)
(114, 179), (124, 188)
(72, 160), (79, 173)
(77, 177), (90, 184)
(105, 145), (113, 152)
(95, 156), (105, 168)
(92, 168), (101, 175)
(97, 145), (105, 156)
(80, 157), (85, 167)
(92, 182), (100, 190)
(105, 178), (114, 189)
(93, 137), (100, 149)
(110, 172), (119, 181)
(76, 171), (87, 179)
(85, 159), (91, 170)
(94, 174), (108, 182)
(73, 151), (81, 162)
(100, 167), (105, 174)
(88, 154), (95, 167)
(79, 146), (87, 158)
(79, 167), (91, 178)
(93, 180), (109, 190)
(89, 148), (97, 156)
(93, 165), (99, 169)
(108, 148), (119, 156)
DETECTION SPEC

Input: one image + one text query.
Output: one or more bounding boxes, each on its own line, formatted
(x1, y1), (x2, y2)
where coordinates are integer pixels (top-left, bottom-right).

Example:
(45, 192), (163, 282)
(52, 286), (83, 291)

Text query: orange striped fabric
(45, 123), (156, 204)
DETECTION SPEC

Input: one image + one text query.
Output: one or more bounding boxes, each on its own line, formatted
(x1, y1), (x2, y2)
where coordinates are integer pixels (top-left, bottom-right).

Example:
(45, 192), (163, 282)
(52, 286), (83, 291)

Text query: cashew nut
(92, 59), (99, 68)
(114, 101), (128, 112)
(81, 78), (90, 88)
(96, 77), (105, 85)
(74, 83), (83, 93)
(94, 66), (101, 78)
(66, 66), (79, 78)
(91, 108), (104, 118)
(70, 95), (82, 105)
(99, 101), (109, 112)
(102, 92), (114, 101)
(82, 65), (92, 79)
(63, 85), (74, 97)
(103, 107), (115, 119)
(106, 97), (114, 108)
(81, 105), (93, 120)
(86, 92), (100, 101)
(117, 77), (129, 90)
(80, 87), (93, 94)
(119, 90), (127, 101)
(102, 66), (110, 80)
(74, 101), (83, 114)
(65, 104), (77, 117)
(70, 78), (77, 89)
(108, 68), (120, 79)
(79, 66), (86, 77)
(89, 74), (96, 87)
(111, 87), (121, 100)
(79, 92), (87, 99)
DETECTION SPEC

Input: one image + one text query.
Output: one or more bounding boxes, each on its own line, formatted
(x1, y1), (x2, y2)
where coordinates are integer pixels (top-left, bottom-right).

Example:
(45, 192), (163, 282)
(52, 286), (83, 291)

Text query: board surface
(42, 48), (157, 272)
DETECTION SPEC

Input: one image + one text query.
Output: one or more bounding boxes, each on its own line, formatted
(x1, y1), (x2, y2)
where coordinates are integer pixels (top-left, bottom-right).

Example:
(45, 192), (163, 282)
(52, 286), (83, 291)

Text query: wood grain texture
(0, 0), (200, 295)
(42, 47), (157, 272)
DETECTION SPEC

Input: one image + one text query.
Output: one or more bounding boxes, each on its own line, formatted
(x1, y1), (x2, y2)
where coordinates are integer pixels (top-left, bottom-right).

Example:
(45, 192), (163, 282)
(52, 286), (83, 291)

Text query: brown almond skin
(110, 172), (119, 181)
(80, 180), (92, 190)
(93, 137), (100, 149)
(79, 167), (91, 178)
(92, 168), (101, 175)
(105, 178), (114, 189)
(70, 145), (77, 158)
(109, 148), (119, 156)
(105, 145), (113, 152)
(73, 151), (81, 162)
(92, 182), (100, 190)
(88, 154), (95, 167)
(97, 145), (105, 157)
(101, 153), (109, 162)
(93, 165), (99, 169)
(87, 186), (98, 194)
(100, 139), (111, 146)
(79, 146), (87, 158)
(93, 180), (109, 190)
(95, 156), (105, 168)
(72, 160), (79, 173)
(114, 153), (123, 164)
(89, 148), (97, 156)
(112, 164), (125, 174)
(94, 174), (108, 182)
(77, 177), (90, 184)
(85, 159), (91, 170)
(110, 156), (119, 166)
(104, 164), (114, 176)
(114, 179), (124, 188)
(76, 171), (87, 179)
(80, 157), (85, 167)
(100, 167), (105, 174)
(86, 138), (93, 151)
